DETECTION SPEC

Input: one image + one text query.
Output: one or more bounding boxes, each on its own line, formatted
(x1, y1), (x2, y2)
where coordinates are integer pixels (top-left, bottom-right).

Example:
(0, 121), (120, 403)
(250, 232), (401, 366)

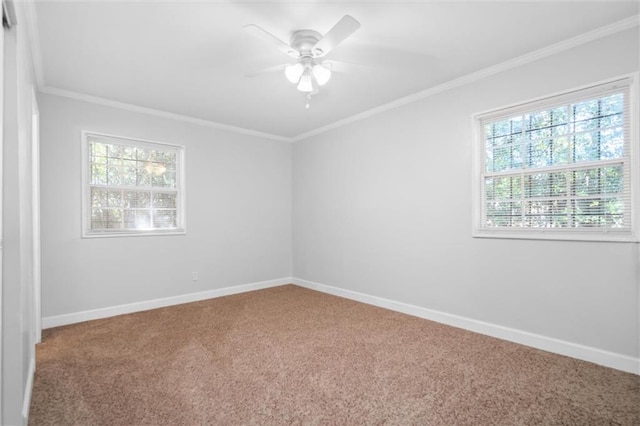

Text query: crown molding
(39, 86), (292, 143)
(290, 14), (640, 142)
(24, 6), (638, 144)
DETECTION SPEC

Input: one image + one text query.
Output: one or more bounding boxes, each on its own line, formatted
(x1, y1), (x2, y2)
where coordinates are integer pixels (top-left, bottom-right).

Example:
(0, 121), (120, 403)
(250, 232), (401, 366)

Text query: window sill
(472, 229), (638, 243)
(82, 229), (186, 239)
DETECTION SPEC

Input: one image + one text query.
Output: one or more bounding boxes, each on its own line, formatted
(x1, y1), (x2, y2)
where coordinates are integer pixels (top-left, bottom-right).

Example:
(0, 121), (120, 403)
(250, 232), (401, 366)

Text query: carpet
(29, 284), (640, 425)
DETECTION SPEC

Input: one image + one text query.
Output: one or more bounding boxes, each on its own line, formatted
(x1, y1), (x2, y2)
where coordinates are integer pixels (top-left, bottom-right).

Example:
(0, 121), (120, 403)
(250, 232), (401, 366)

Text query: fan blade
(244, 64), (289, 78)
(312, 15), (361, 57)
(243, 24), (299, 59)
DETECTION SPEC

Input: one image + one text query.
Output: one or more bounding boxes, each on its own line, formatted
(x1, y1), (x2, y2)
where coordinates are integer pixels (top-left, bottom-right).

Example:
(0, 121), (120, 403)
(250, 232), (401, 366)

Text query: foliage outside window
(82, 132), (185, 237)
(473, 76), (637, 241)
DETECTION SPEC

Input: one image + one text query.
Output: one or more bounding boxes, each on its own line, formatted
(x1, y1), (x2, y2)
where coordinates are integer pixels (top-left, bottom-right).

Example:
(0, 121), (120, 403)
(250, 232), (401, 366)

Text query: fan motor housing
(290, 30), (323, 55)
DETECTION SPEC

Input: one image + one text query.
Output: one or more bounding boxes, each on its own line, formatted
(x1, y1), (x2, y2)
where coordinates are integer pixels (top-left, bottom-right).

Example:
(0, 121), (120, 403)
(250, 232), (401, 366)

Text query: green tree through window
(474, 77), (636, 241)
(83, 132), (184, 237)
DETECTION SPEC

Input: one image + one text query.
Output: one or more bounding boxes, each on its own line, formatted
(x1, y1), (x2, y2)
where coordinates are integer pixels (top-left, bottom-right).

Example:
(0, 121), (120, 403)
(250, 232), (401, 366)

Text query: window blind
(82, 132), (185, 237)
(473, 76), (636, 241)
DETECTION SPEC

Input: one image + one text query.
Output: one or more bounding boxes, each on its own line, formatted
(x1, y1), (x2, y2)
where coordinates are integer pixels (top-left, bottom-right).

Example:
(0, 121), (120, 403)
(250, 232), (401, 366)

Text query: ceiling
(28, 1), (639, 140)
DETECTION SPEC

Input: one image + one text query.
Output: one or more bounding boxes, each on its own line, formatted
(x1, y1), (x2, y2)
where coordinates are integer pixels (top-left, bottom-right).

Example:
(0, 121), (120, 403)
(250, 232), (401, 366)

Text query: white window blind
(473, 76), (637, 241)
(82, 132), (185, 237)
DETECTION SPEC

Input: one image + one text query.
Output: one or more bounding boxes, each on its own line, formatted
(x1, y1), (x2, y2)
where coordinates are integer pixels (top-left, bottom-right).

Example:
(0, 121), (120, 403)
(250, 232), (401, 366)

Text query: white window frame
(81, 131), (186, 238)
(472, 74), (639, 242)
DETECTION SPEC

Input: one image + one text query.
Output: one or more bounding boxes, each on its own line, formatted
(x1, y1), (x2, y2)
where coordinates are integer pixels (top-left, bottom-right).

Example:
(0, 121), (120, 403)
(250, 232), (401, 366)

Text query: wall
(293, 28), (640, 370)
(2, 2), (39, 424)
(39, 94), (292, 319)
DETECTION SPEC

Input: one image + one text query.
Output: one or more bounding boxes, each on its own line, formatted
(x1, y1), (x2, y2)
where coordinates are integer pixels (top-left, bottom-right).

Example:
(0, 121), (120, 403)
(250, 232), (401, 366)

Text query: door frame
(31, 87), (40, 345)
(0, 4), (6, 420)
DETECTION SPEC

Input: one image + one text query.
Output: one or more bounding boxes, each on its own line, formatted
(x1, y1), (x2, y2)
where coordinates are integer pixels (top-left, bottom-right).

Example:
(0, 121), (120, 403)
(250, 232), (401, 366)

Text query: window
(473, 76), (637, 241)
(82, 132), (185, 237)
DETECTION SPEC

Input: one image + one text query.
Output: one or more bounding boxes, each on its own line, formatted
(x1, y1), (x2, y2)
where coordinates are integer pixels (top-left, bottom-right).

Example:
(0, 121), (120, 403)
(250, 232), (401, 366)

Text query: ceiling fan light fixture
(312, 64), (331, 86)
(285, 63), (305, 83)
(297, 71), (314, 92)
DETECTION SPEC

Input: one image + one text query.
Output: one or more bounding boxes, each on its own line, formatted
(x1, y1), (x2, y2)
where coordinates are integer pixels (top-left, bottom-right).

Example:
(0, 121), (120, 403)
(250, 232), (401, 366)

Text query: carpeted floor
(29, 284), (639, 425)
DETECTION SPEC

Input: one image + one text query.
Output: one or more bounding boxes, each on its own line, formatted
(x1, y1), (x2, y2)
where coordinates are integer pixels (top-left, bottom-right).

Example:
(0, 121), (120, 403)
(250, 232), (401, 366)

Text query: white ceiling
(29, 1), (639, 140)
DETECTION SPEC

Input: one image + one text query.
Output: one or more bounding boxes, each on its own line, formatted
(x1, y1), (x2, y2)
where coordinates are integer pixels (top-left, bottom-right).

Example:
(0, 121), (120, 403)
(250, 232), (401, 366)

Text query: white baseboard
(40, 276), (638, 374)
(42, 278), (293, 329)
(22, 355), (36, 421)
(292, 277), (640, 375)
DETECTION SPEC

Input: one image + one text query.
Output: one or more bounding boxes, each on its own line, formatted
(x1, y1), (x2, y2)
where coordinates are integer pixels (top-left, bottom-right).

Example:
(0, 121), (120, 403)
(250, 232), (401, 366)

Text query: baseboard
(292, 277), (640, 375)
(42, 277), (293, 329)
(22, 355), (36, 421)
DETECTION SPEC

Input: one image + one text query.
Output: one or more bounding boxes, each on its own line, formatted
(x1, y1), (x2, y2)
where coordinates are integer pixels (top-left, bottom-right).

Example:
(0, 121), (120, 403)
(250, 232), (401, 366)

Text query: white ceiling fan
(243, 15), (361, 106)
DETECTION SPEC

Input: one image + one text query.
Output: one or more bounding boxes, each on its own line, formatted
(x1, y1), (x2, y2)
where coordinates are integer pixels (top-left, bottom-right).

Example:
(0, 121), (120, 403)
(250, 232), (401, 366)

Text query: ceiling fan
(243, 15), (361, 106)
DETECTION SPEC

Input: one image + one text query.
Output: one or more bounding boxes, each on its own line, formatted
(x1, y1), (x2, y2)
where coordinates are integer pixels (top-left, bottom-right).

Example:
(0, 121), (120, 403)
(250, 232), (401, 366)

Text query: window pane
(485, 201), (522, 227)
(137, 168), (151, 186)
(488, 146), (521, 172)
(90, 208), (107, 229)
(122, 146), (136, 160)
(122, 160), (138, 186)
(106, 165), (123, 186)
(133, 211), (152, 230)
(91, 142), (107, 158)
(136, 147), (150, 161)
(90, 208), (123, 230)
(153, 192), (177, 208)
(153, 210), (177, 228)
(107, 144), (122, 159)
(91, 164), (107, 185)
(526, 139), (551, 167)
(124, 191), (151, 208)
(600, 127), (624, 159)
(486, 176), (521, 200)
(525, 173), (566, 198)
(524, 199), (569, 228)
(91, 188), (107, 208)
(477, 80), (632, 238)
(551, 137), (570, 165)
(163, 171), (177, 188)
(573, 198), (606, 227)
(85, 134), (183, 236)
(572, 99), (600, 125)
(124, 210), (152, 230)
(107, 190), (122, 207)
(601, 94), (624, 114)
(152, 172), (175, 188)
(573, 131), (604, 162)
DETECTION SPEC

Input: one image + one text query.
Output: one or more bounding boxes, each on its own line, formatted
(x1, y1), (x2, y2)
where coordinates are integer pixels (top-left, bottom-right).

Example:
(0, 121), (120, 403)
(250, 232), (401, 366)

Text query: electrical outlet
(192, 272), (199, 281)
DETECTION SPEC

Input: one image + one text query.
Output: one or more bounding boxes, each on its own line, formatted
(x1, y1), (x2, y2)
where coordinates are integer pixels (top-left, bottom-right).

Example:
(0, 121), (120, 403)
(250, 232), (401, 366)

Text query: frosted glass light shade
(312, 64), (331, 86)
(285, 63), (304, 83)
(297, 71), (314, 92)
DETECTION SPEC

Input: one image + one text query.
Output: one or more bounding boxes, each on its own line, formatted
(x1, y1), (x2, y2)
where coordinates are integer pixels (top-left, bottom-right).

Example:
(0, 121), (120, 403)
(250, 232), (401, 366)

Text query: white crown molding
(292, 278), (640, 375)
(22, 1), (290, 142)
(22, 6), (638, 143)
(38, 86), (292, 143)
(290, 14), (640, 142)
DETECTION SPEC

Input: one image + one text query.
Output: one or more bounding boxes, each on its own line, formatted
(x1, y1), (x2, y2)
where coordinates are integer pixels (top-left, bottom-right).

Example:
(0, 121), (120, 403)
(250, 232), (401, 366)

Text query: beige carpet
(29, 285), (639, 425)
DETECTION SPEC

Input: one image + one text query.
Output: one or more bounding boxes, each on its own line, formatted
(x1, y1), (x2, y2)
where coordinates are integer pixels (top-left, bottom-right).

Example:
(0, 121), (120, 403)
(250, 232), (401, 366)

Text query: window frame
(472, 74), (639, 242)
(81, 131), (186, 238)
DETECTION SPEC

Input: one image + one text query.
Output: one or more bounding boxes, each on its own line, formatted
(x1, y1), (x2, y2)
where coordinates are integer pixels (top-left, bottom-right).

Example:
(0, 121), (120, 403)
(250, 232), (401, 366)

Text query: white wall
(35, 15), (637, 384)
(39, 94), (292, 318)
(293, 28), (640, 364)
(2, 2), (39, 424)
